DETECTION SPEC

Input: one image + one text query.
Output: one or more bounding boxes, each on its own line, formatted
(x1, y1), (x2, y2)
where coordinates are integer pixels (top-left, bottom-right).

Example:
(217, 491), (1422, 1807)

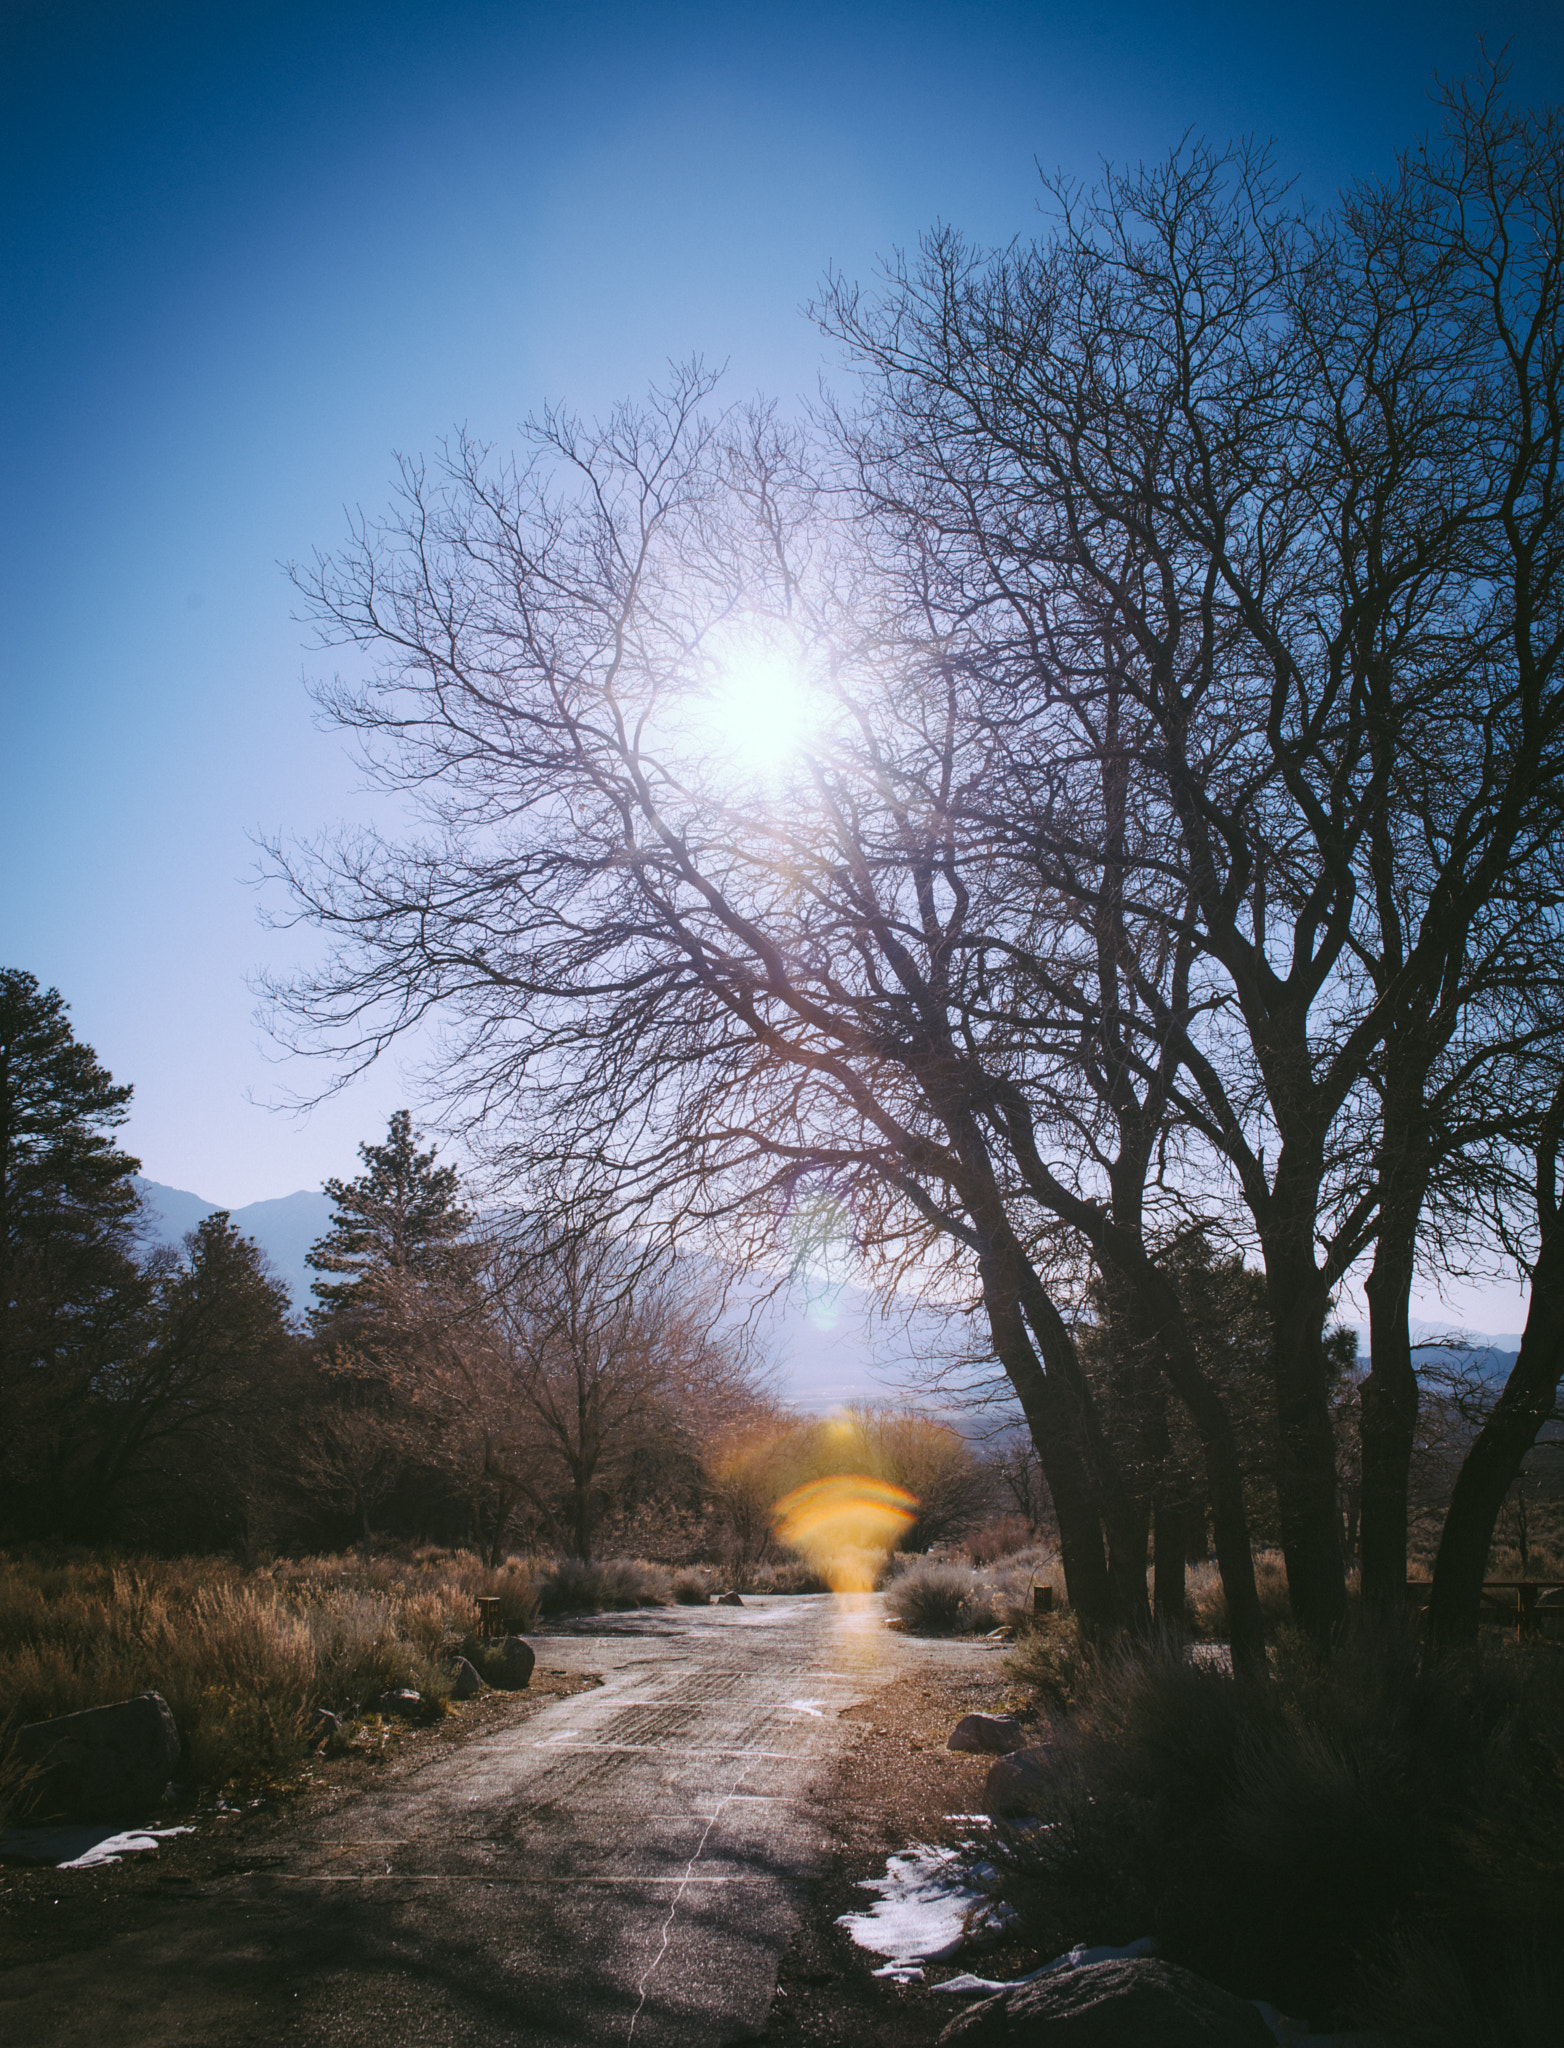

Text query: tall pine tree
(0, 968), (145, 1528)
(307, 1110), (472, 1332)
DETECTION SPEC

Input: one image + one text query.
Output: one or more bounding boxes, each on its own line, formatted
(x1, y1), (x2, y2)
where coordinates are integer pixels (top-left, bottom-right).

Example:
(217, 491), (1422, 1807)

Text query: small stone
(376, 1689), (423, 1720)
(948, 1712), (1026, 1755)
(451, 1657), (486, 1701)
(306, 1707), (342, 1749)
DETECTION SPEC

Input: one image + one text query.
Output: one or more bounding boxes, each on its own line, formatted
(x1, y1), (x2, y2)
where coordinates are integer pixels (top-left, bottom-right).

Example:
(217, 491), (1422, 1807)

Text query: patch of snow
(0, 1823), (194, 1869)
(934, 1934), (1160, 1993)
(787, 1699), (826, 1717)
(928, 1943), (1386, 2044)
(837, 1843), (1016, 1982)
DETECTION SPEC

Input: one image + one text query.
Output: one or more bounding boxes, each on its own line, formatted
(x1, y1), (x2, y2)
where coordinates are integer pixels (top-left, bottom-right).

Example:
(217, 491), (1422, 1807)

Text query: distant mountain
(131, 1178), (974, 1407)
(133, 1178), (333, 1313)
(1412, 1341), (1522, 1394)
(745, 1278), (964, 1413)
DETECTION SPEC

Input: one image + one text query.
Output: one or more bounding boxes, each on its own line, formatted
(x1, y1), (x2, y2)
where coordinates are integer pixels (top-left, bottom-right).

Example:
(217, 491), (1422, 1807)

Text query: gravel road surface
(1, 1594), (1007, 2047)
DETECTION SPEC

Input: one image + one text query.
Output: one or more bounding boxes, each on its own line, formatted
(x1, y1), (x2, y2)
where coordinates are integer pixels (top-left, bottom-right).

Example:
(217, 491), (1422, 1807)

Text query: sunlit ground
(770, 1471), (916, 1682)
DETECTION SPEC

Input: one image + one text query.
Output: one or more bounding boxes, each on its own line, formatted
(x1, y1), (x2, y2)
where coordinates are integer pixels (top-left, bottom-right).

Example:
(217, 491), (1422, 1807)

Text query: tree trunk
(1266, 1245), (1348, 1643)
(1116, 1255), (1266, 1676)
(999, 1331), (1115, 1634)
(570, 1457), (594, 1562)
(1427, 1233), (1564, 1651)
(1107, 1491), (1153, 1634)
(1153, 1492), (1188, 1630)
(1360, 1236), (1420, 1621)
(978, 1245), (1116, 1632)
(1359, 1083), (1430, 1622)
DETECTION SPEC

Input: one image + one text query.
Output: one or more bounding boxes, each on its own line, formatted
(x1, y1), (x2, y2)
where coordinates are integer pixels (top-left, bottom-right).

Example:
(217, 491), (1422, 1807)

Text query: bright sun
(696, 635), (828, 779)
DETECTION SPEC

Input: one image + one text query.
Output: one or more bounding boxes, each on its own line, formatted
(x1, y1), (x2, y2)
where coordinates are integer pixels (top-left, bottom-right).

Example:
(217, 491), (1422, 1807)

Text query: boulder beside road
(947, 1712), (1026, 1755)
(13, 1692), (180, 1823)
(488, 1637), (536, 1688)
(982, 1742), (1056, 1817)
(936, 1957), (1276, 2045)
(450, 1657), (486, 1700)
(458, 1634), (536, 1688)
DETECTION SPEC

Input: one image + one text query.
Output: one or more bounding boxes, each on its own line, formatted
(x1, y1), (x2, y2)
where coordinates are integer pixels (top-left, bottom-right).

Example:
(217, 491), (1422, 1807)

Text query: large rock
(936, 1957), (1276, 2046)
(983, 1742), (1057, 1816)
(450, 1657), (486, 1701)
(487, 1637), (536, 1689)
(948, 1712), (1026, 1755)
(12, 1692), (180, 1823)
(715, 1591), (744, 1607)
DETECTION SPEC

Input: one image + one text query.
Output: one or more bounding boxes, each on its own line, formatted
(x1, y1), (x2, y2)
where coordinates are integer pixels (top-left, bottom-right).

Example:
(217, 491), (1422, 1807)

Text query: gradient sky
(6, 0), (1561, 1328)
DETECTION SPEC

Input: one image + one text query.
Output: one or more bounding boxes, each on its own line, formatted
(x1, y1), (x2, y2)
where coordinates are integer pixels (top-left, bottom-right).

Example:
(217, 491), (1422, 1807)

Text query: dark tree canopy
(0, 966), (139, 1282)
(0, 967), (145, 1519)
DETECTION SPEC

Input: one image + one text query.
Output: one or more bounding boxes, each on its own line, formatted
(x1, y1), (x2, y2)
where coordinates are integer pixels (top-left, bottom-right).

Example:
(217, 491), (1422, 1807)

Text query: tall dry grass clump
(990, 1624), (1564, 2043)
(0, 1544), (689, 1805)
(536, 1557), (673, 1615)
(883, 1545), (1062, 1634)
(0, 1550), (482, 1800)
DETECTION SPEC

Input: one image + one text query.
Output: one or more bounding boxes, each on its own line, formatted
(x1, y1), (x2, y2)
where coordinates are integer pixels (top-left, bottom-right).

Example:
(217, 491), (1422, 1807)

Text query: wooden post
(1033, 1584), (1055, 1617)
(1518, 1583), (1539, 1641)
(476, 1596), (503, 1640)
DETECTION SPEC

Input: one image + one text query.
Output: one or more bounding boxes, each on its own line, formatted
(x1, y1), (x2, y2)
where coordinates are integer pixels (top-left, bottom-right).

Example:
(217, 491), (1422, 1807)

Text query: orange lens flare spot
(771, 1474), (918, 1592)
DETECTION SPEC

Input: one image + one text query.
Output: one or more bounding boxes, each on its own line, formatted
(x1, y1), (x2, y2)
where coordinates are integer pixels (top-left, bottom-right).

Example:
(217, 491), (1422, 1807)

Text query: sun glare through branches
(689, 631), (831, 786)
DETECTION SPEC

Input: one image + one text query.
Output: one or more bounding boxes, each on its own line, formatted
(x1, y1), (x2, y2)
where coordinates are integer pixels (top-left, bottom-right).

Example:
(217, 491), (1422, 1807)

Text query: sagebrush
(992, 1625), (1564, 2042)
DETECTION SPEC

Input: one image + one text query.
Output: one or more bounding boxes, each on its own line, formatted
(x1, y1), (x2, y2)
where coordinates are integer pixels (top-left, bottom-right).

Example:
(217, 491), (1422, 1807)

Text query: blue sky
(5, 0), (1560, 1329)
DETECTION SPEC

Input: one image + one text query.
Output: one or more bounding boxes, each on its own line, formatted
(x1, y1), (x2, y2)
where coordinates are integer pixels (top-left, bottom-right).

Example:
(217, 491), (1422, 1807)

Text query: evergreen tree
(307, 1110), (472, 1330)
(82, 1213), (299, 1542)
(0, 969), (144, 1523)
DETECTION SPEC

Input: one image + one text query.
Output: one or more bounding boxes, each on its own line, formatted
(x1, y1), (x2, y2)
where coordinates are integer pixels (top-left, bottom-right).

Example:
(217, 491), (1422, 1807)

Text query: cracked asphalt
(1, 1593), (1007, 2047)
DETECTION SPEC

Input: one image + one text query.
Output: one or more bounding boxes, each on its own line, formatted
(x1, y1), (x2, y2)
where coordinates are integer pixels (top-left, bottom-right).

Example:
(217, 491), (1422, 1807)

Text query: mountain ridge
(130, 1177), (901, 1408)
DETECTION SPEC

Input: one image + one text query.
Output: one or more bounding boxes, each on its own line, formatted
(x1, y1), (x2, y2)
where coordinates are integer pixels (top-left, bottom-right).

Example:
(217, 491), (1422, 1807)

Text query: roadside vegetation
(991, 1622), (1564, 2048)
(0, 1546), (715, 1814)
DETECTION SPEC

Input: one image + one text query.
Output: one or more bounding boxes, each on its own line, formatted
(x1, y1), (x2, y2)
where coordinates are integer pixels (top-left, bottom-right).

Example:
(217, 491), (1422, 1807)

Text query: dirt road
(1, 1594), (1008, 2046)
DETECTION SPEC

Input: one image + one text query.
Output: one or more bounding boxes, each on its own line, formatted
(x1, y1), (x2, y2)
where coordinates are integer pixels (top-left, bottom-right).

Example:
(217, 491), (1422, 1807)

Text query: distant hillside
(133, 1178), (333, 1313)
(126, 1193), (1531, 1413)
(129, 1178), (925, 1404)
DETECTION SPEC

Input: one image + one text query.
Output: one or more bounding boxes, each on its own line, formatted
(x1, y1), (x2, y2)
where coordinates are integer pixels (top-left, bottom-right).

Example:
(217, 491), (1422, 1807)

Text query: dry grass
(0, 1544), (677, 1806)
(739, 1557), (830, 1594)
(883, 1545), (1062, 1634)
(1184, 1547), (1294, 1640)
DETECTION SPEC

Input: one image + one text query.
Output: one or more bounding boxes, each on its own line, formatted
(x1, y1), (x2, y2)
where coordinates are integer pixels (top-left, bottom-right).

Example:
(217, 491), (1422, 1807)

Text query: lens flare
(771, 1473), (918, 1592)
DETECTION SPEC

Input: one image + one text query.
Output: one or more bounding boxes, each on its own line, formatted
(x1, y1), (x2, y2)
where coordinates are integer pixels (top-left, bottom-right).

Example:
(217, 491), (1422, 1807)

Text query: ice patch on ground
(787, 1699), (826, 1717)
(0, 1823), (194, 1868)
(934, 1933), (1160, 1993)
(836, 1843), (1016, 1982)
(930, 1940), (1387, 2044)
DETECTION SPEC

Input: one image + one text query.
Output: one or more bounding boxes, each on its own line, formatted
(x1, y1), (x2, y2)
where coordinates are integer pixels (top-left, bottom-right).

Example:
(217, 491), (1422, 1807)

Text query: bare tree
(489, 1228), (767, 1562)
(816, 64), (1564, 1636)
(263, 68), (1564, 1666)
